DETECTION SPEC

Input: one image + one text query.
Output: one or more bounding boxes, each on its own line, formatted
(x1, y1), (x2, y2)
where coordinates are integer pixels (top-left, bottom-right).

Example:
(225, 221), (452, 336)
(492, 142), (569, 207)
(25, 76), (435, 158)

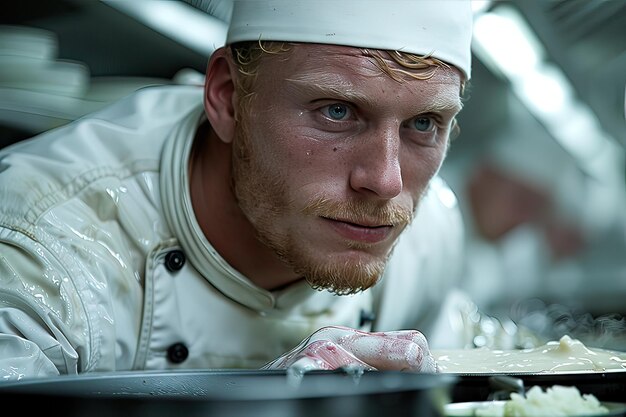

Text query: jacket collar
(159, 99), (339, 313)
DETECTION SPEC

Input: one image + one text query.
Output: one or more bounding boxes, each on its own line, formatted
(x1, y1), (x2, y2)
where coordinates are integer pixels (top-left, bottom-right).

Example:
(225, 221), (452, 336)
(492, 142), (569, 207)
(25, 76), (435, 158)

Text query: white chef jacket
(0, 85), (465, 381)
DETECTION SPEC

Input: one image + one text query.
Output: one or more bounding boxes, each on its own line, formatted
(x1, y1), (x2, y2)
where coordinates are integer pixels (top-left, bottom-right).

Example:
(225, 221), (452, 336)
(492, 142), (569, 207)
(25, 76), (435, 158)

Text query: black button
(167, 342), (189, 364)
(164, 250), (185, 272)
(359, 310), (376, 327)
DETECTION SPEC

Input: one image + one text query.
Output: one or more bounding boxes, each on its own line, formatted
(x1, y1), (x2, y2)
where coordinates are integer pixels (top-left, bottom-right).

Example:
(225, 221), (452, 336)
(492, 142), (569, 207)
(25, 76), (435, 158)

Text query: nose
(349, 125), (403, 199)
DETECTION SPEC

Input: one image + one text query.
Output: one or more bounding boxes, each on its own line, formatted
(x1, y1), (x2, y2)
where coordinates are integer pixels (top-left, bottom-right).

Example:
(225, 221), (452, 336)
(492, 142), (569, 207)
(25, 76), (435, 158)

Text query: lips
(323, 217), (393, 244)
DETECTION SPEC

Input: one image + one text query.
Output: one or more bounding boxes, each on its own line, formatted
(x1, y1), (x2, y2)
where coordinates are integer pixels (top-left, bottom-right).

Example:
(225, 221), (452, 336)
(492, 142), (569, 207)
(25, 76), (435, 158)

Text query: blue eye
(325, 104), (349, 120)
(414, 116), (434, 132)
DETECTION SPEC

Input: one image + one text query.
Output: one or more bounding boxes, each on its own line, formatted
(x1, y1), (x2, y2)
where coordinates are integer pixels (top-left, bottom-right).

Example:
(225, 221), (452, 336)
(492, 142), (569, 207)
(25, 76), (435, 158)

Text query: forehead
(257, 43), (464, 90)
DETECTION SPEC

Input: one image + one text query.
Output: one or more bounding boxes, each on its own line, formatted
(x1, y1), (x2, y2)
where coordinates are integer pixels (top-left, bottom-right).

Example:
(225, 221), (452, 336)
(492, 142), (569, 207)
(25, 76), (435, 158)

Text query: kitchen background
(1, 0), (625, 349)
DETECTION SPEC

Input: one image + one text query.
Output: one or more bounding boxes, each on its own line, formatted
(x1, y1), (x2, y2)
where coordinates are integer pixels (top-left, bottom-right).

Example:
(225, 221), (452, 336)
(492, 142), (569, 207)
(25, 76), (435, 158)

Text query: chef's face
(231, 43), (463, 294)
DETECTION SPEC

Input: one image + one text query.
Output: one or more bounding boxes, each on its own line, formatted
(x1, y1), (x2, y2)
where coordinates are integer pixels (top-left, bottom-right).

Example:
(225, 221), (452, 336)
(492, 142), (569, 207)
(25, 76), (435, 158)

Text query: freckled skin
(198, 43), (462, 293)
(198, 43), (463, 373)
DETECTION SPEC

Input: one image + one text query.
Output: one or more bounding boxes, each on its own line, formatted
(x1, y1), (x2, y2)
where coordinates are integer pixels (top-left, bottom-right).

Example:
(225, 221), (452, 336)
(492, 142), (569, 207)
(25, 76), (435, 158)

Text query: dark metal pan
(0, 369), (458, 417)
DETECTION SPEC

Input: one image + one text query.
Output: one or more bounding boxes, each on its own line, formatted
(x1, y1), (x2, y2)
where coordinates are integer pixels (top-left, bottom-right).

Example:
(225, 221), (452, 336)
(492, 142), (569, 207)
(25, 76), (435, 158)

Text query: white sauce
(433, 335), (626, 373)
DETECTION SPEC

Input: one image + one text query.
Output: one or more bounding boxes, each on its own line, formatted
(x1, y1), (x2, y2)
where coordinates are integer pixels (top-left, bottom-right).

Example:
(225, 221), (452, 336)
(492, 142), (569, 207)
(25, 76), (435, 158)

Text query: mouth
(322, 217), (394, 244)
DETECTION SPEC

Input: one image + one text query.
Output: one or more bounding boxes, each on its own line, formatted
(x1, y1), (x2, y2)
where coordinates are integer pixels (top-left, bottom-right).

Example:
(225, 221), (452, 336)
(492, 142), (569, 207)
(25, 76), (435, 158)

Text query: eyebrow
(427, 96), (463, 115)
(286, 75), (374, 106)
(285, 74), (463, 116)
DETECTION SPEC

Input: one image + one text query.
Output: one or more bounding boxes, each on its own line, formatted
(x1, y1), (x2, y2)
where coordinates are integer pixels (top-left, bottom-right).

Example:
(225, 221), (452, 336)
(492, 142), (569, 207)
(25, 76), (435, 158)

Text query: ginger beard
(230, 115), (417, 295)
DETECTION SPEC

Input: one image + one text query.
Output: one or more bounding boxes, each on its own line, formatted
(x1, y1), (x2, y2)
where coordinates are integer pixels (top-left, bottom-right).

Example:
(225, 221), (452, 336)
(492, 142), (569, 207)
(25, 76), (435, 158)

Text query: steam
(509, 298), (626, 351)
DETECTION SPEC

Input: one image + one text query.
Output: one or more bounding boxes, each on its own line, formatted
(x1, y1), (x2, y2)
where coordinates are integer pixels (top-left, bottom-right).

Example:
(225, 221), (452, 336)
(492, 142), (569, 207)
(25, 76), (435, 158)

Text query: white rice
(475, 385), (609, 417)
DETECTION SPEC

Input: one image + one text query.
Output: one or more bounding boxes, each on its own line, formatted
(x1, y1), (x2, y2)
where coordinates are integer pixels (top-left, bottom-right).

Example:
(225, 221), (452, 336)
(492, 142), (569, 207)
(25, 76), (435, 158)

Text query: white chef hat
(225, 0), (473, 80)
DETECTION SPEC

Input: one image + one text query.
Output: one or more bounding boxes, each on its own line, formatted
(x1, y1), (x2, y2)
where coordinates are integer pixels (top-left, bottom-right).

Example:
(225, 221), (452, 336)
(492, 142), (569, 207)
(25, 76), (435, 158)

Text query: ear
(204, 47), (237, 144)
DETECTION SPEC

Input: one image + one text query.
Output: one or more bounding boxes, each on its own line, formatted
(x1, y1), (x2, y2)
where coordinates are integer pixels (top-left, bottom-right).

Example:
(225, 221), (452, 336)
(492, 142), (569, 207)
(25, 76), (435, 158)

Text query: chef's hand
(261, 325), (438, 374)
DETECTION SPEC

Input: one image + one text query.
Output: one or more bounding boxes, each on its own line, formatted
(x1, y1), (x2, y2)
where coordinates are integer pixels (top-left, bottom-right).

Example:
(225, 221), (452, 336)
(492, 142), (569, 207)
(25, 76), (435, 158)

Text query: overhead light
(473, 7), (544, 78)
(516, 64), (572, 115)
(101, 0), (228, 56)
(471, 3), (621, 182)
(471, 0), (493, 15)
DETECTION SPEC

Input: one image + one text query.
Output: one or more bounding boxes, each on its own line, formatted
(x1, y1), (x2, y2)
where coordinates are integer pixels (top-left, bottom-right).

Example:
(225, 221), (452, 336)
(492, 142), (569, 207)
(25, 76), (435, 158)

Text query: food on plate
(471, 385), (609, 417)
(433, 335), (626, 373)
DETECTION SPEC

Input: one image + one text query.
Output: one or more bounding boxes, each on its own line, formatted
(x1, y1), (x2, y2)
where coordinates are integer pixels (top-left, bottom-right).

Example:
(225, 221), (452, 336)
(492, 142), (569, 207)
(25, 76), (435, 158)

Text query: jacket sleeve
(0, 237), (81, 380)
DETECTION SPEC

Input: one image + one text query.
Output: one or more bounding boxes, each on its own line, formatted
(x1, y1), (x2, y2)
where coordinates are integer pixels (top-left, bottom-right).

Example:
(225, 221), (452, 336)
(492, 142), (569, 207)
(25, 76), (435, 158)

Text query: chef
(0, 0), (473, 379)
